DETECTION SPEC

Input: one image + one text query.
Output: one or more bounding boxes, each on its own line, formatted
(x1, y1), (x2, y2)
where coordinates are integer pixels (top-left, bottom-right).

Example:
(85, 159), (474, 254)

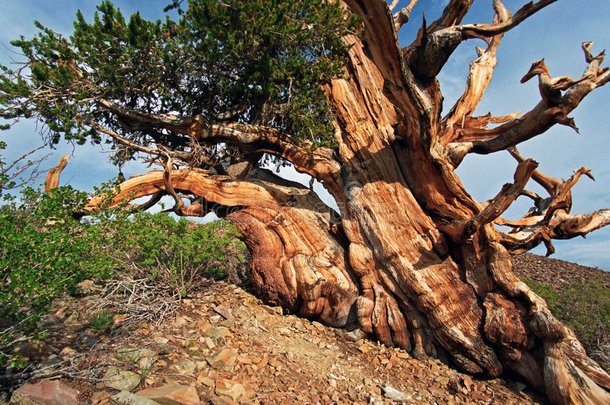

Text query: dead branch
(441, 0), (511, 144)
(44, 153), (71, 193)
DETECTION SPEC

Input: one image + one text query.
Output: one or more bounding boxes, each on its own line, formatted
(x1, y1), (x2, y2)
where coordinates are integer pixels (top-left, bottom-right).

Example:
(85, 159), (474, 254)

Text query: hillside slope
(3, 253), (608, 404)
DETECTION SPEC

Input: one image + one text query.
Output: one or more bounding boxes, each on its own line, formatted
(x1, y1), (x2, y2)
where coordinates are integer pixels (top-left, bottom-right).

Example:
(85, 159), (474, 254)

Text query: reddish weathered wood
(46, 1), (610, 403)
(44, 153), (70, 193)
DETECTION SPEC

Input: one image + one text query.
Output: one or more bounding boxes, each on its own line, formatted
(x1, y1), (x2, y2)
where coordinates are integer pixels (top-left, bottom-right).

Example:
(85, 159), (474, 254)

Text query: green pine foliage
(0, 1), (358, 152)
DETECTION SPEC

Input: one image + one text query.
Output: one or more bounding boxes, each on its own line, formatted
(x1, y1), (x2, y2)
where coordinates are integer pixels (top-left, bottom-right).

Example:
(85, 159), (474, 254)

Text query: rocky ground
(1, 253), (608, 404)
(512, 252), (610, 288)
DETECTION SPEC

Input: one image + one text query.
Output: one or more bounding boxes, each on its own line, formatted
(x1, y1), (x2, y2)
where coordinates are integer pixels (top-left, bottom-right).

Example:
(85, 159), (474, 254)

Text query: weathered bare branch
(442, 0), (511, 144)
(44, 153), (71, 193)
(393, 0), (418, 31)
(405, 0), (556, 81)
(427, 0), (474, 32)
(446, 43), (610, 167)
(388, 0), (400, 12)
(460, 0), (558, 39)
(441, 159), (538, 241)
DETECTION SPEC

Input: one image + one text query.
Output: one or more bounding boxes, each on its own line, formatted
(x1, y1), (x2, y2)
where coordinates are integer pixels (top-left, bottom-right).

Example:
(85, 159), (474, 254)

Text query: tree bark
(47, 1), (610, 403)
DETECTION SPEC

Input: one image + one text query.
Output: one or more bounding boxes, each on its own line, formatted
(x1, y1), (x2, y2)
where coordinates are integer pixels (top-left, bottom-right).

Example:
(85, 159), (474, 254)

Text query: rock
(136, 384), (200, 405)
(154, 337), (169, 345)
(215, 377), (246, 401)
(81, 335), (98, 348)
(111, 391), (160, 405)
(383, 385), (412, 401)
(59, 347), (78, 359)
(213, 304), (233, 319)
(344, 328), (365, 342)
(64, 312), (80, 325)
(278, 327), (291, 337)
(260, 305), (283, 315)
(173, 359), (197, 374)
(207, 348), (237, 370)
(91, 391), (111, 405)
(116, 348), (157, 370)
(358, 344), (370, 354)
(201, 325), (229, 340)
(102, 367), (141, 391)
(10, 380), (79, 405)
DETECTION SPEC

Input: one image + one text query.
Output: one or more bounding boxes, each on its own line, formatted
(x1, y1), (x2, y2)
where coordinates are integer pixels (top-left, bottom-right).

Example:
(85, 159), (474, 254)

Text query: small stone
(383, 385), (412, 401)
(213, 304), (233, 319)
(204, 337), (216, 349)
(358, 344), (370, 354)
(278, 327), (291, 337)
(81, 335), (98, 348)
(91, 391), (111, 405)
(136, 384), (200, 405)
(11, 380), (79, 405)
(59, 347), (78, 359)
(64, 312), (80, 325)
(197, 375), (215, 387)
(111, 391), (159, 405)
(202, 326), (229, 340)
(102, 367), (141, 391)
(260, 305), (283, 315)
(77, 279), (96, 293)
(345, 328), (365, 342)
(215, 377), (246, 401)
(434, 375), (450, 385)
(173, 359), (197, 374)
(207, 348), (237, 370)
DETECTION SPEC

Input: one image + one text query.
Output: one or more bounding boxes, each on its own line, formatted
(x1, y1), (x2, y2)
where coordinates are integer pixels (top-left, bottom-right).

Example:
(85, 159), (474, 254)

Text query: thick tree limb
(427, 0), (474, 32)
(460, 0), (557, 39)
(98, 99), (340, 182)
(492, 148), (605, 255)
(47, 160), (359, 327)
(441, 159), (538, 241)
(393, 0), (418, 31)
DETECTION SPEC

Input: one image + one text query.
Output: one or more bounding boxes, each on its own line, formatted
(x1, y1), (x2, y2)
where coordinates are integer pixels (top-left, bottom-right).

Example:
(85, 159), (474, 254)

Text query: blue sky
(1, 0), (610, 269)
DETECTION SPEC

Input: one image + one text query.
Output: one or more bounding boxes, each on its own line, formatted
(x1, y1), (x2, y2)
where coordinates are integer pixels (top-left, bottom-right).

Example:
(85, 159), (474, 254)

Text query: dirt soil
(2, 253), (608, 404)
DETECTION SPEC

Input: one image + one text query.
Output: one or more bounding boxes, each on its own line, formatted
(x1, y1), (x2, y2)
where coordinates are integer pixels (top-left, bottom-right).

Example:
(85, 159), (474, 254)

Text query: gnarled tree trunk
(46, 1), (610, 403)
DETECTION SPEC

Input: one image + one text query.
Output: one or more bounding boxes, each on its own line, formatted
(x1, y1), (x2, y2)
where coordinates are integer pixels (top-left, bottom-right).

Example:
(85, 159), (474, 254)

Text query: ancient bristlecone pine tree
(3, 1), (610, 403)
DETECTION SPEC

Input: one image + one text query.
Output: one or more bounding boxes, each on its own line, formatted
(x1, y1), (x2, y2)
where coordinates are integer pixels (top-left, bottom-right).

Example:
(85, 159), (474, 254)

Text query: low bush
(113, 211), (247, 296)
(0, 184), (247, 365)
(88, 310), (114, 330)
(524, 276), (609, 353)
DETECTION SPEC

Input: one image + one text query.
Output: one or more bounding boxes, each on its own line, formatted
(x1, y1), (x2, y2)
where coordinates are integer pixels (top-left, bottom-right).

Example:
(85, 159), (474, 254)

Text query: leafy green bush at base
(113, 211), (247, 297)
(0, 186), (118, 334)
(524, 276), (609, 352)
(0, 185), (247, 364)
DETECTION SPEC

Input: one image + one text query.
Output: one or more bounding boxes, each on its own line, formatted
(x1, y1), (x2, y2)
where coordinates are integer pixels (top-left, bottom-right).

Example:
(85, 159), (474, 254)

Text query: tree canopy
(1, 0), (357, 164)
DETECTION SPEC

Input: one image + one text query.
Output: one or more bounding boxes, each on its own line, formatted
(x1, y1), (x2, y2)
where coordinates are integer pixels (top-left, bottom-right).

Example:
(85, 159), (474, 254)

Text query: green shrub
(113, 212), (247, 297)
(0, 184), (247, 365)
(525, 276), (609, 352)
(88, 310), (114, 330)
(0, 186), (119, 333)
